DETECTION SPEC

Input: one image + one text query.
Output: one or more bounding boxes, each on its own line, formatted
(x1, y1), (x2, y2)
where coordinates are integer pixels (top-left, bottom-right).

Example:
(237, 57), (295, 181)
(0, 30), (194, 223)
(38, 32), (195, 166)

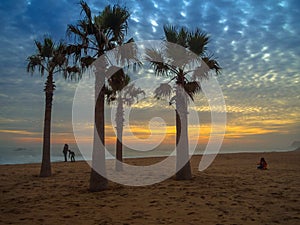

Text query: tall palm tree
(67, 1), (132, 191)
(146, 25), (221, 180)
(106, 69), (145, 171)
(27, 37), (79, 177)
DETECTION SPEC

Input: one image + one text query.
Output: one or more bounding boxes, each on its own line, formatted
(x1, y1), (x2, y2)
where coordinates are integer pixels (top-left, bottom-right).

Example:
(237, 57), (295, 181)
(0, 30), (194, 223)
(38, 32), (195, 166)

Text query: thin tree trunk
(40, 74), (54, 177)
(175, 86), (192, 180)
(115, 94), (124, 171)
(89, 73), (108, 192)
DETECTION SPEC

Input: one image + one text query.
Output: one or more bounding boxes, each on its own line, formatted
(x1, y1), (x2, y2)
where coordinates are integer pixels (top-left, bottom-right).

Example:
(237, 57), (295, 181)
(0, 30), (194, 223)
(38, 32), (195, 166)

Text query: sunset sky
(0, 0), (299, 163)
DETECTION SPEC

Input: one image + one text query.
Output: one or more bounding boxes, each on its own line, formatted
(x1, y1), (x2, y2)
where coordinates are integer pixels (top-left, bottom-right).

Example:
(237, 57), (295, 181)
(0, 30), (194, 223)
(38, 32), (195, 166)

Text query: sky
(0, 0), (300, 163)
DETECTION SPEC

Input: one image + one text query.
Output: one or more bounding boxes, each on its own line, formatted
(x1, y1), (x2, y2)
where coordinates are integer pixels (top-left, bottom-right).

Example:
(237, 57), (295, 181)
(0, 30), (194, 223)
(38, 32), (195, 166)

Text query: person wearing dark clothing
(68, 150), (75, 162)
(257, 157), (267, 170)
(63, 144), (69, 162)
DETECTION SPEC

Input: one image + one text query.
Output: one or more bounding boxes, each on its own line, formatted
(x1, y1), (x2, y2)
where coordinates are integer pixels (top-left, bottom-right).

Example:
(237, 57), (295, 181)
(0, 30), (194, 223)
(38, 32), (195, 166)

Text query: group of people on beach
(63, 144), (75, 162)
(62, 143), (268, 169)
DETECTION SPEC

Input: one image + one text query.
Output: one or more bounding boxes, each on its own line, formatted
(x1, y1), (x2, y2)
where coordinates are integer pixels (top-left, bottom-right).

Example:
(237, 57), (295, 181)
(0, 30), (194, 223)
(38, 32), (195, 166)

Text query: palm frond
(107, 68), (128, 91)
(202, 54), (222, 75)
(34, 40), (43, 54)
(183, 81), (201, 101)
(63, 65), (81, 81)
(66, 44), (82, 63)
(52, 41), (68, 67)
(154, 83), (172, 99)
(81, 56), (95, 69)
(145, 48), (172, 76)
(125, 38), (142, 71)
(80, 0), (92, 22)
(113, 38), (141, 68)
(42, 37), (54, 58)
(27, 36), (80, 82)
(191, 56), (221, 81)
(164, 41), (195, 70)
(123, 83), (145, 105)
(67, 24), (80, 36)
(163, 25), (178, 44)
(26, 55), (45, 75)
(66, 66), (81, 74)
(177, 27), (188, 47)
(187, 28), (209, 56)
(67, 24), (84, 39)
(95, 4), (130, 44)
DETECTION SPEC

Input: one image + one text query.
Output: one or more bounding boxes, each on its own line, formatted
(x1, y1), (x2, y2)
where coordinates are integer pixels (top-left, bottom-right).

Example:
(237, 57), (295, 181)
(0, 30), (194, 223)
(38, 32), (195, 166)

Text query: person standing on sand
(63, 144), (69, 162)
(68, 150), (75, 162)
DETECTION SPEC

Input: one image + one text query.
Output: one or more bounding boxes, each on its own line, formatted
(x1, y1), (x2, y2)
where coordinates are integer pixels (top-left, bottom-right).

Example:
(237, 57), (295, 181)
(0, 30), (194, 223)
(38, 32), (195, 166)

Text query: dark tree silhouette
(106, 70), (144, 171)
(146, 25), (221, 180)
(27, 37), (79, 177)
(67, 1), (132, 191)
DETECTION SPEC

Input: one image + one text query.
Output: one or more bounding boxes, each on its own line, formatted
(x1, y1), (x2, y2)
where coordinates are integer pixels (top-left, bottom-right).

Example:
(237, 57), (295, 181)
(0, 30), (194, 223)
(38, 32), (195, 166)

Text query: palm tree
(106, 69), (145, 171)
(146, 25), (221, 180)
(27, 37), (79, 177)
(67, 1), (132, 191)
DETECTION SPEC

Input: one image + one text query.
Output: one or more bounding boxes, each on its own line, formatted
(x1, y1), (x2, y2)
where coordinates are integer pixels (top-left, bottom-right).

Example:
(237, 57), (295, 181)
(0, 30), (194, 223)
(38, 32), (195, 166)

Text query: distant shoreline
(0, 148), (298, 166)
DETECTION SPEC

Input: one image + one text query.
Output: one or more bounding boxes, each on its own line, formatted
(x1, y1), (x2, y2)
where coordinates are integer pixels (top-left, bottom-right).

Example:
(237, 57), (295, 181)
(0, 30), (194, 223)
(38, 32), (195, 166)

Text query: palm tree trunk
(89, 73), (108, 192)
(175, 86), (192, 180)
(40, 74), (54, 177)
(115, 94), (124, 171)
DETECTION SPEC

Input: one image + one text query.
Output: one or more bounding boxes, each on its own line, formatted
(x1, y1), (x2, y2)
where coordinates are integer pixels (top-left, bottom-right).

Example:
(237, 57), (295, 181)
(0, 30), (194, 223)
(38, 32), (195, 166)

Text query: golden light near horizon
(1, 95), (299, 149)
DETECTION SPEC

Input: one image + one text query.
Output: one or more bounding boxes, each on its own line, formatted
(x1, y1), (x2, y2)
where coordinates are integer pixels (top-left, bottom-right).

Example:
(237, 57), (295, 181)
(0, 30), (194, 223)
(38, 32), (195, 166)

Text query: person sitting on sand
(68, 150), (75, 162)
(63, 144), (69, 162)
(257, 157), (267, 170)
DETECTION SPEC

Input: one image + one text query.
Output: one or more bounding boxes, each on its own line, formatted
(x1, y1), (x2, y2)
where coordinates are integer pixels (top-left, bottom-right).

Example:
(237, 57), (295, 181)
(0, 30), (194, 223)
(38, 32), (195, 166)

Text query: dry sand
(1, 151), (299, 225)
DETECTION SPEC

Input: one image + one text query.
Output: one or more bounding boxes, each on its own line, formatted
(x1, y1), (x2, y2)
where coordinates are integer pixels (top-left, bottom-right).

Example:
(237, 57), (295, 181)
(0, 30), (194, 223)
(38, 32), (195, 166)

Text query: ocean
(0, 144), (296, 165)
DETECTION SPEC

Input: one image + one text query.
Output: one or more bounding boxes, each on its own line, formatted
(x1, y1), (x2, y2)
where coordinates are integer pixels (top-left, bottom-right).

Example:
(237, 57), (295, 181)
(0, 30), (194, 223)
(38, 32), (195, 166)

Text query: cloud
(0, 0), (299, 152)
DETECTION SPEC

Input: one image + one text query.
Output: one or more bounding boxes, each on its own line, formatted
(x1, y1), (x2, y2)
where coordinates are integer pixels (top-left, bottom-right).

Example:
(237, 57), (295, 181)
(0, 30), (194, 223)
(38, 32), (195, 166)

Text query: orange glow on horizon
(3, 113), (297, 148)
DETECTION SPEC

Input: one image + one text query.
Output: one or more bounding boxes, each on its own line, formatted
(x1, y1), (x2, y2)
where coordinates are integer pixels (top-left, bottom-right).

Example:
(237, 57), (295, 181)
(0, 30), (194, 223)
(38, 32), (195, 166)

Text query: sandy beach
(1, 150), (299, 225)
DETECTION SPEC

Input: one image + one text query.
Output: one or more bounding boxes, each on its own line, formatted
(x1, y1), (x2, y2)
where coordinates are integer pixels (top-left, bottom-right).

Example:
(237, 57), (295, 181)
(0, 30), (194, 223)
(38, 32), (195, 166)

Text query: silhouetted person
(63, 144), (69, 162)
(257, 157), (267, 170)
(68, 150), (75, 162)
